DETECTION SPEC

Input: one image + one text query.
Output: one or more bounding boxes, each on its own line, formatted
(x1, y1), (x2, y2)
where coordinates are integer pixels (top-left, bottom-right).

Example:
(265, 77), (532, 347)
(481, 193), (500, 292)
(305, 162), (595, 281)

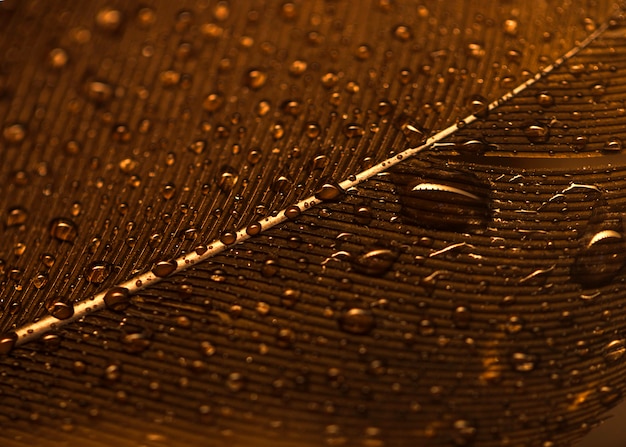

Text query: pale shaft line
(12, 20), (610, 346)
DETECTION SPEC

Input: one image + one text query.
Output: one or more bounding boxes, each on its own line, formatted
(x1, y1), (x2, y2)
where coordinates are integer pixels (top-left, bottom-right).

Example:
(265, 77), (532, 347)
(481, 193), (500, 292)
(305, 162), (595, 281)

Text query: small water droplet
(85, 81), (114, 104)
(523, 122), (550, 144)
(603, 339), (626, 363)
(6, 207), (27, 227)
(152, 260), (177, 278)
(392, 24), (412, 41)
(510, 352), (536, 372)
(218, 166), (239, 192)
(95, 7), (124, 32)
(245, 68), (268, 89)
(49, 218), (78, 242)
(452, 419), (477, 446)
(202, 92), (224, 112)
(339, 308), (375, 335)
(536, 91), (555, 107)
(3, 123), (26, 144)
(48, 48), (69, 69)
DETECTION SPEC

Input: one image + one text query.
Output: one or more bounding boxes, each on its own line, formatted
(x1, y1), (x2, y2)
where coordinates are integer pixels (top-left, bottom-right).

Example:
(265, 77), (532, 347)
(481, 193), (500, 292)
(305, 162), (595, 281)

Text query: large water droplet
(46, 298), (74, 320)
(0, 333), (17, 355)
(352, 249), (398, 276)
(104, 287), (130, 311)
(393, 164), (491, 231)
(152, 260), (177, 278)
(572, 210), (626, 288)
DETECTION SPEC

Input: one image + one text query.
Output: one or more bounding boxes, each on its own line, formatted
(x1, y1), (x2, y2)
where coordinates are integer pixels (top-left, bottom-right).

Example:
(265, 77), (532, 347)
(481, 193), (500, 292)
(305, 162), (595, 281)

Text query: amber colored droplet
(353, 249), (398, 276)
(202, 92), (224, 112)
(220, 231), (237, 245)
(48, 48), (69, 68)
(104, 287), (131, 311)
(46, 299), (75, 320)
(285, 206), (301, 220)
(245, 68), (268, 89)
(49, 218), (78, 242)
(315, 182), (345, 201)
(3, 123), (26, 143)
(86, 261), (112, 284)
(152, 260), (178, 278)
(195, 245), (208, 256)
(85, 81), (113, 104)
(339, 308), (376, 335)
(95, 7), (124, 32)
(246, 222), (262, 236)
(0, 332), (17, 355)
(6, 207), (27, 227)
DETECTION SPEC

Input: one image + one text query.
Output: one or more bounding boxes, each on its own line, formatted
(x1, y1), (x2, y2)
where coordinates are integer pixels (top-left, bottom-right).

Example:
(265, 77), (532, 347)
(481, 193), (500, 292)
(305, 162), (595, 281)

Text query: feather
(0, 1), (625, 446)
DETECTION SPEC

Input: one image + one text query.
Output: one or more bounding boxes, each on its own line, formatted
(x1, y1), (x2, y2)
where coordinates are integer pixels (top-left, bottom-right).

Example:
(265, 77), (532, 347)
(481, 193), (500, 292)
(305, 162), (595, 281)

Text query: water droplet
(392, 24), (412, 41)
(162, 183), (176, 200)
(0, 333), (17, 355)
(394, 114), (426, 146)
(6, 207), (27, 227)
(603, 137), (623, 152)
(152, 260), (177, 278)
(536, 91), (555, 107)
(599, 385), (622, 406)
(352, 249), (398, 276)
(510, 352), (536, 372)
(95, 7), (124, 32)
(46, 298), (74, 320)
(452, 420), (477, 446)
(523, 122), (550, 143)
(315, 182), (345, 201)
(503, 19), (518, 36)
(343, 123), (365, 138)
(85, 81), (114, 104)
(226, 372), (246, 392)
(468, 95), (489, 117)
(218, 166), (239, 192)
(220, 231), (237, 245)
(246, 222), (262, 236)
(603, 339), (626, 363)
(3, 123), (26, 144)
(285, 206), (301, 220)
(121, 332), (151, 353)
(202, 92), (224, 112)
(188, 139), (207, 155)
(103, 287), (130, 312)
(86, 261), (112, 284)
(321, 72), (339, 88)
(48, 48), (69, 69)
(281, 288), (301, 308)
(338, 308), (375, 335)
(245, 68), (268, 89)
(393, 165), (491, 231)
(572, 224), (626, 288)
(49, 218), (78, 242)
